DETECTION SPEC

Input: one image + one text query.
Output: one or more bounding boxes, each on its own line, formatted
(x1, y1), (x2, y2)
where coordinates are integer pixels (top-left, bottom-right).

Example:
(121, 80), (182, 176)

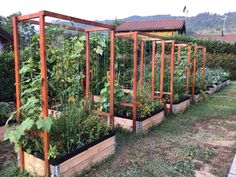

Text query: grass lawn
(1, 81), (236, 177)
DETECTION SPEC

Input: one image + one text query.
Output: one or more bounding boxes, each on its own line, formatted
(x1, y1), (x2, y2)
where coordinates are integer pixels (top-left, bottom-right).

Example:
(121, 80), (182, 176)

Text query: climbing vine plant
(4, 24), (110, 154)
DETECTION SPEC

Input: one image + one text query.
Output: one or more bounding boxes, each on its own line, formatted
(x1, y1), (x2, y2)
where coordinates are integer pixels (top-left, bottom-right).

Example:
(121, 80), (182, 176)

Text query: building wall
(147, 30), (178, 37)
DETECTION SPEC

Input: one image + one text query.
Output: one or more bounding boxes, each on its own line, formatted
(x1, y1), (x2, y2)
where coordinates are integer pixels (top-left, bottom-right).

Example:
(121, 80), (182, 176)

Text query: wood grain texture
(114, 110), (165, 132)
(166, 99), (190, 113)
(23, 136), (116, 177)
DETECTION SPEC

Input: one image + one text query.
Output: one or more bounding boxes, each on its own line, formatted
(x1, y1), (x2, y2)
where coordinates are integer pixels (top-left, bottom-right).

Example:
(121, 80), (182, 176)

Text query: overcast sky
(0, 0), (235, 20)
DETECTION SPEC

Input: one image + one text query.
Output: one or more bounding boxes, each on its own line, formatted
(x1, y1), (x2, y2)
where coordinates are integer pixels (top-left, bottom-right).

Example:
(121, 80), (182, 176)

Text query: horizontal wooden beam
(23, 20), (85, 32)
(119, 102), (133, 107)
(42, 10), (116, 30)
(156, 40), (173, 44)
(175, 43), (188, 47)
(155, 91), (171, 95)
(17, 12), (41, 21)
(85, 27), (108, 32)
(92, 110), (111, 117)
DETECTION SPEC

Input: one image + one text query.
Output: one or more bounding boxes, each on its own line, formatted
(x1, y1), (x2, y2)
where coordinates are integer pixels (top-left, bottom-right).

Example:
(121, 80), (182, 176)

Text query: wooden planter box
(206, 85), (217, 94)
(216, 82), (223, 90)
(166, 98), (190, 114)
(193, 94), (201, 103)
(22, 132), (116, 177)
(0, 126), (5, 141)
(226, 80), (231, 85)
(114, 110), (165, 133)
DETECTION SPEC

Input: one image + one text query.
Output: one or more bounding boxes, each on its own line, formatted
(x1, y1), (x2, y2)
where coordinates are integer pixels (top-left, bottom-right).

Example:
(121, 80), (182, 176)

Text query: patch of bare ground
(195, 164), (216, 177)
(192, 117), (236, 176)
(0, 141), (16, 170)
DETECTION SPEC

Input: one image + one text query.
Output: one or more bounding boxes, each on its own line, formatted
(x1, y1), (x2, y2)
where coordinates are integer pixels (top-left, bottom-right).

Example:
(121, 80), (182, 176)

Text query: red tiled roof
(116, 19), (185, 32)
(195, 34), (236, 42)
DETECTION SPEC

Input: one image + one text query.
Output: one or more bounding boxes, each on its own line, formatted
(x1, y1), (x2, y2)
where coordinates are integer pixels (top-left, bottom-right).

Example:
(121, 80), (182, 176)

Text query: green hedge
(166, 35), (236, 54)
(0, 48), (15, 102)
(166, 35), (236, 80)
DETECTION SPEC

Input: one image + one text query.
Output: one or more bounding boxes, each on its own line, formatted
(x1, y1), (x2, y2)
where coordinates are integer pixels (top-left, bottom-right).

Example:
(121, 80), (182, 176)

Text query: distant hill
(101, 12), (236, 35)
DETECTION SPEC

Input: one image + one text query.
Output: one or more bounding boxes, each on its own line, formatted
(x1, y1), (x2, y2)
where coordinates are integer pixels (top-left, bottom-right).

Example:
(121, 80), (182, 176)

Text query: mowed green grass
(81, 81), (236, 177)
(1, 82), (236, 177)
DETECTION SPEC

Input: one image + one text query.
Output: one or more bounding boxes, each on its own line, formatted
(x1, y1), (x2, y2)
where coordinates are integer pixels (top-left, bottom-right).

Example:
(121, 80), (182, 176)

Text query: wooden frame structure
(115, 32), (166, 132)
(191, 45), (207, 99)
(12, 10), (116, 177)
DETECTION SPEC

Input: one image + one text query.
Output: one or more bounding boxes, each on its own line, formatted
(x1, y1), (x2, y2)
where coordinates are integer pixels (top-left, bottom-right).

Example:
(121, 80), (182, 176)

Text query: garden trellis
(191, 45), (207, 99)
(114, 32), (168, 132)
(12, 10), (116, 177)
(7, 10), (214, 177)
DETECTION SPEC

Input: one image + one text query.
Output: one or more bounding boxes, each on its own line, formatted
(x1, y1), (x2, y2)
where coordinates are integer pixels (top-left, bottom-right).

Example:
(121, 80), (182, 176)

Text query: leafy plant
(0, 102), (12, 119)
(136, 83), (162, 118)
(204, 67), (230, 86)
(99, 73), (125, 112)
(175, 158), (196, 177)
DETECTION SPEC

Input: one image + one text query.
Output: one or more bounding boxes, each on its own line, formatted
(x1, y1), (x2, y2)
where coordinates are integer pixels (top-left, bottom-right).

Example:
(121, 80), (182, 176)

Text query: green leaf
(36, 119), (44, 130)
(20, 118), (34, 133)
(36, 117), (53, 132)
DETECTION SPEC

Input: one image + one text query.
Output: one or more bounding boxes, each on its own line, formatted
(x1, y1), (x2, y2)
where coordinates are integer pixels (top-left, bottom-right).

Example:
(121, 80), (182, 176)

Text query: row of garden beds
(0, 82), (230, 177)
(112, 79), (231, 132)
(206, 80), (231, 94)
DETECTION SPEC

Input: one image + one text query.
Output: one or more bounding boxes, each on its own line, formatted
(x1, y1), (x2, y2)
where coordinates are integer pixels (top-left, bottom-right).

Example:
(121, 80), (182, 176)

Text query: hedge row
(166, 35), (236, 55)
(0, 48), (15, 102)
(166, 35), (236, 80)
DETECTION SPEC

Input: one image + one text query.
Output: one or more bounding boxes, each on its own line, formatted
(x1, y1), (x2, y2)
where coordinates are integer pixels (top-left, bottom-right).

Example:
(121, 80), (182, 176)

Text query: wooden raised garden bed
(166, 97), (191, 113)
(206, 85), (217, 94)
(114, 109), (165, 132)
(193, 93), (201, 103)
(22, 131), (116, 177)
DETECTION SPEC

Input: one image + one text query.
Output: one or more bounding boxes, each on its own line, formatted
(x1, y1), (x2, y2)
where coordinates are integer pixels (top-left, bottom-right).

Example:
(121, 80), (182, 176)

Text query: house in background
(116, 19), (186, 36)
(0, 27), (12, 52)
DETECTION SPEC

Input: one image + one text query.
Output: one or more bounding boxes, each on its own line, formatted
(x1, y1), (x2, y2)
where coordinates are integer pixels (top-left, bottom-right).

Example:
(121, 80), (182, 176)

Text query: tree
(0, 12), (21, 33)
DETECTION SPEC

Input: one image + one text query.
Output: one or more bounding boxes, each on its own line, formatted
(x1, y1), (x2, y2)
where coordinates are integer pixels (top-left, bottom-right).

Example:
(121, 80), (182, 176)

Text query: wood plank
(59, 136), (115, 173)
(23, 135), (115, 176)
(142, 111), (165, 131)
(61, 145), (115, 177)
(24, 152), (46, 177)
(114, 116), (133, 131)
(166, 99), (190, 113)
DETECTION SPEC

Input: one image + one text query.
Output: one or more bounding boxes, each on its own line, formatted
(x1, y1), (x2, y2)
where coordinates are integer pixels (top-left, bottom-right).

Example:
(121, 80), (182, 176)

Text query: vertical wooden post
(133, 32), (138, 132)
(140, 40), (144, 88)
(85, 31), (90, 111)
(177, 45), (181, 63)
(109, 30), (115, 127)
(12, 16), (25, 171)
(202, 47), (207, 87)
(186, 45), (191, 92)
(151, 40), (156, 98)
(39, 13), (50, 177)
(192, 46), (197, 99)
(160, 40), (165, 99)
(170, 40), (175, 113)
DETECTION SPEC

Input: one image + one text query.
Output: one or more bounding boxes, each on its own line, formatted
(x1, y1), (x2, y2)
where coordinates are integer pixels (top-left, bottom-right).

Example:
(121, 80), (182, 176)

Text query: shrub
(166, 35), (236, 80)
(0, 47), (15, 102)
